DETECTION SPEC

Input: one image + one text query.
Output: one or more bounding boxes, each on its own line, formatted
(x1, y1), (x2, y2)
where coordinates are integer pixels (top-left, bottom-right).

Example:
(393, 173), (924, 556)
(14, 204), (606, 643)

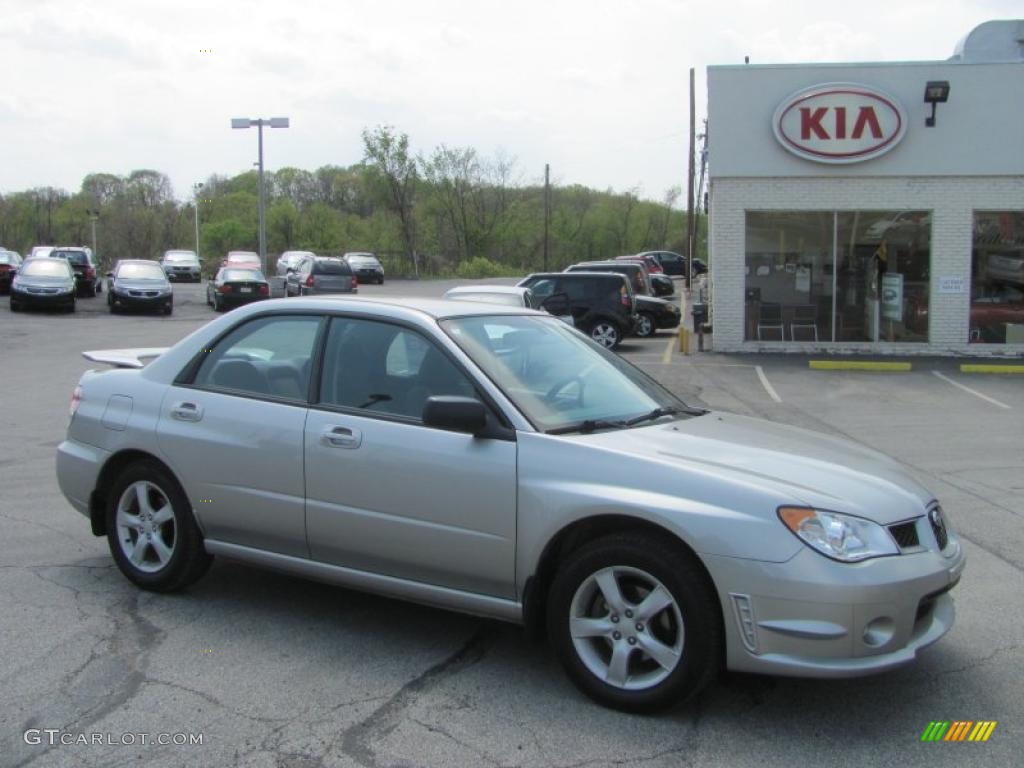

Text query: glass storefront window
(971, 212), (1024, 344)
(744, 211), (931, 343)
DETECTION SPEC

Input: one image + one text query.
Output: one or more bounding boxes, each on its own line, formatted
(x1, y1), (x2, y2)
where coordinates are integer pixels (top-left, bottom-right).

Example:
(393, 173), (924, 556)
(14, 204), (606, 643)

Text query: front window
(20, 259), (72, 277)
(442, 315), (688, 432)
(971, 211), (1024, 344)
(116, 264), (166, 280)
(744, 211), (931, 343)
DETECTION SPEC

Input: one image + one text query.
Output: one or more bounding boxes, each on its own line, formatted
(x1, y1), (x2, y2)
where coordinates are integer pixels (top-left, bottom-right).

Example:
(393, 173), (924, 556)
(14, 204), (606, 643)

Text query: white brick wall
(709, 176), (1024, 355)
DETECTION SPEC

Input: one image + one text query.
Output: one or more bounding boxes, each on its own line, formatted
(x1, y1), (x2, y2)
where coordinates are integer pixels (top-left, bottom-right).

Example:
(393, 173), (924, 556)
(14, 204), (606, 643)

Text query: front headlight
(778, 506), (898, 562)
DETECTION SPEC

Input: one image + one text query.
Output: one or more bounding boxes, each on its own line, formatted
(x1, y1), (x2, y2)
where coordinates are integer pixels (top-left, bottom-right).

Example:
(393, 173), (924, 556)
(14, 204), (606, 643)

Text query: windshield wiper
(622, 406), (681, 426)
(546, 418), (627, 435)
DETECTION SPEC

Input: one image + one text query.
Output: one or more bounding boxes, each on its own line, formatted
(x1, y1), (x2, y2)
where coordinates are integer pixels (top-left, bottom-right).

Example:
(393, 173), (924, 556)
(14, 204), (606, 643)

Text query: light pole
(86, 208), (99, 269)
(231, 117), (289, 274)
(193, 182), (203, 262)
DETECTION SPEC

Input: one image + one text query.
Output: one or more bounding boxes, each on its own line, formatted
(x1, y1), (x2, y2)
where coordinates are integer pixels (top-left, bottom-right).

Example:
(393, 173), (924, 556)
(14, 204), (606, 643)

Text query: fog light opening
(862, 617), (895, 647)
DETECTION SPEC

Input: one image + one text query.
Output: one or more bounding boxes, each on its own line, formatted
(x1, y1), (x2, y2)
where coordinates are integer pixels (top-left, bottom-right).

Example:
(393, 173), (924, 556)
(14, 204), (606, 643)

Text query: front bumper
(165, 268), (200, 281)
(705, 537), (965, 677)
(655, 309), (681, 329)
(12, 288), (76, 307)
(110, 291), (172, 310)
(354, 269), (383, 282)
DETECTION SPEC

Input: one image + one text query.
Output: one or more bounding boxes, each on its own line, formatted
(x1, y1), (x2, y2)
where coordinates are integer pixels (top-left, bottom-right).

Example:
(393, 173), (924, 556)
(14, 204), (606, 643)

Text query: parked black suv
(565, 262), (681, 338)
(517, 272), (637, 348)
(639, 250), (707, 278)
(49, 247), (100, 297)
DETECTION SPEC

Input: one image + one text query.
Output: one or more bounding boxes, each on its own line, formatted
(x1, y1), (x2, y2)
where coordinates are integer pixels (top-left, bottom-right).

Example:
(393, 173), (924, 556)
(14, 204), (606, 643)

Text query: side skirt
(204, 539), (523, 624)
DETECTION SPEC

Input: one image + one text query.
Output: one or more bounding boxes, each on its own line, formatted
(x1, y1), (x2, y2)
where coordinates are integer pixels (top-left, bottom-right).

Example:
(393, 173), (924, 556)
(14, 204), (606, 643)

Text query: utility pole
(543, 163), (550, 271)
(686, 67), (696, 291)
(193, 182), (203, 261)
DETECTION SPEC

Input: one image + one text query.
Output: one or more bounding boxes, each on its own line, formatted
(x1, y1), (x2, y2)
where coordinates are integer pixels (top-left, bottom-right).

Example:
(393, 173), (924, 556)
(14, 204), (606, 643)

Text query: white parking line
(661, 336), (674, 364)
(755, 365), (782, 403)
(932, 371), (1011, 410)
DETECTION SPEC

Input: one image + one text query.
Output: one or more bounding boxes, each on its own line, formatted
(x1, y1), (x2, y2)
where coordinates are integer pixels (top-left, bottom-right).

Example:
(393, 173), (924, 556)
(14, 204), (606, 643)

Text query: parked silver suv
(56, 298), (964, 712)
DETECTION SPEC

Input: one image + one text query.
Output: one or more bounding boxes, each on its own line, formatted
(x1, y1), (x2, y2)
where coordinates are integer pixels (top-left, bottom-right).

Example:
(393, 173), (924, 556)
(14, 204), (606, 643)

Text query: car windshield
(21, 259), (71, 277)
(51, 250), (89, 265)
(348, 256), (377, 264)
(0, 253), (15, 264)
(228, 252), (260, 263)
(164, 252), (197, 263)
(441, 315), (694, 432)
(117, 263), (166, 279)
(448, 292), (523, 307)
(222, 269), (265, 282)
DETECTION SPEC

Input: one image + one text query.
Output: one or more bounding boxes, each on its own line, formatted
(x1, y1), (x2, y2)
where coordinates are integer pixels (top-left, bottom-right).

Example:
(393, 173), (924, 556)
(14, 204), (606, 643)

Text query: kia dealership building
(706, 20), (1024, 355)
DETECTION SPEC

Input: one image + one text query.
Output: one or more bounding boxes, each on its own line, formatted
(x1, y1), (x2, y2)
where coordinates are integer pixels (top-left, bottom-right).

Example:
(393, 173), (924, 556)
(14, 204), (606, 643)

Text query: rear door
(304, 316), (517, 597)
(157, 314), (323, 557)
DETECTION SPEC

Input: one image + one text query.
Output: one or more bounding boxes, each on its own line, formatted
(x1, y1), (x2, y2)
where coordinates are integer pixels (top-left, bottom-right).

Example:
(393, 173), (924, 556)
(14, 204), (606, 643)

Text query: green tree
(362, 126), (419, 275)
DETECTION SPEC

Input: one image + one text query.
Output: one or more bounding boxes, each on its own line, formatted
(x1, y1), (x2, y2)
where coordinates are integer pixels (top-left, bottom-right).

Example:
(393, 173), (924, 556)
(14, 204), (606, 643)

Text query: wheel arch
(521, 514), (723, 642)
(88, 449), (187, 537)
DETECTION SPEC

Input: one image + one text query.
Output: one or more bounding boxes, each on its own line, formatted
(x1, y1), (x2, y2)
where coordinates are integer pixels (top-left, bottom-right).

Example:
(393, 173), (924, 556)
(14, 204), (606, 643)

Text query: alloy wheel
(115, 481), (177, 573)
(569, 565), (684, 691)
(590, 323), (620, 348)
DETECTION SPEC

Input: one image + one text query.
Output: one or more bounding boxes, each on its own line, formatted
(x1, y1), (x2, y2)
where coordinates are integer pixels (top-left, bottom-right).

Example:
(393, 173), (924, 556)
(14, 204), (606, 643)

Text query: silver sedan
(56, 298), (964, 712)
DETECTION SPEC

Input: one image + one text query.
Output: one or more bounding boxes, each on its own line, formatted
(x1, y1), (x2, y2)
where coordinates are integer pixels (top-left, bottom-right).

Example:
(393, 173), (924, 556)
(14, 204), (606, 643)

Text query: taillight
(350, 276), (358, 289)
(620, 287), (630, 307)
(70, 385), (82, 417)
(85, 266), (96, 279)
(218, 284), (231, 293)
(305, 275), (315, 287)
(259, 284), (269, 296)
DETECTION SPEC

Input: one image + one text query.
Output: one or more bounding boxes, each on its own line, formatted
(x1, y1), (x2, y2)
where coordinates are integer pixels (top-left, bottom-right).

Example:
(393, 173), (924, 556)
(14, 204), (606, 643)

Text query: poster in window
(795, 266), (811, 293)
(881, 273), (904, 321)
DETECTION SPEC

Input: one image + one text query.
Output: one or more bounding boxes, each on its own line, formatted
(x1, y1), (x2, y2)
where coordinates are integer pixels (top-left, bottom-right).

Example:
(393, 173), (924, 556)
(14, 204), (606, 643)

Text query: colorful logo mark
(921, 721), (997, 742)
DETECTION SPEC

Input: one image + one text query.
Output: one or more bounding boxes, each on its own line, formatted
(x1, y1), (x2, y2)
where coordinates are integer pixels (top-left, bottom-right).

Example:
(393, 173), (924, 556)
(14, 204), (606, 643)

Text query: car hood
(15, 275), (74, 288)
(636, 295), (677, 309)
(580, 411), (933, 525)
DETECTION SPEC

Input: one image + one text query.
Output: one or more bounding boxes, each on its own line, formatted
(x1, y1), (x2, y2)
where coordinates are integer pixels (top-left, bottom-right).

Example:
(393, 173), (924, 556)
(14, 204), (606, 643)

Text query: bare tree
(362, 126), (420, 275)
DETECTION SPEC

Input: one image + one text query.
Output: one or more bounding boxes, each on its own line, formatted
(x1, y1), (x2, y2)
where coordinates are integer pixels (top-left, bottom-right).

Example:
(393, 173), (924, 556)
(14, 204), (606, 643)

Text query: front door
(304, 316), (517, 598)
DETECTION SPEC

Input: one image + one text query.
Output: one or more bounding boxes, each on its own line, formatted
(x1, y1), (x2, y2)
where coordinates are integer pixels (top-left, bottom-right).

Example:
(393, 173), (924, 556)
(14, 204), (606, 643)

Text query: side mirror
(422, 396), (487, 435)
(541, 292), (570, 316)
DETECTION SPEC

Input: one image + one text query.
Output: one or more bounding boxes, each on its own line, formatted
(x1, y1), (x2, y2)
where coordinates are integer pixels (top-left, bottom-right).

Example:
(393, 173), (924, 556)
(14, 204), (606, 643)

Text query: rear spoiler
(82, 347), (169, 369)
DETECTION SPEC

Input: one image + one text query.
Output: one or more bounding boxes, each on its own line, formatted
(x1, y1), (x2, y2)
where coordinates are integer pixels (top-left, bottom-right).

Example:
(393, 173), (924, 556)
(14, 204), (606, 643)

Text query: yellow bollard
(678, 326), (690, 355)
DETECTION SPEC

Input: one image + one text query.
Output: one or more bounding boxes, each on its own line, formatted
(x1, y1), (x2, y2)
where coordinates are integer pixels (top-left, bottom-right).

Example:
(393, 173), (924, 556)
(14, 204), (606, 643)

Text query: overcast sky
(1, 0), (1018, 202)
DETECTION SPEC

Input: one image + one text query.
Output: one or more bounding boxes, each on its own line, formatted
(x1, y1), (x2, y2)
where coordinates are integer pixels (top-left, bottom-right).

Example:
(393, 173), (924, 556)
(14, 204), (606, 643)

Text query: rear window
(22, 259), (72, 277)
(222, 269), (266, 282)
(313, 261), (351, 275)
(117, 263), (166, 279)
(51, 250), (89, 265)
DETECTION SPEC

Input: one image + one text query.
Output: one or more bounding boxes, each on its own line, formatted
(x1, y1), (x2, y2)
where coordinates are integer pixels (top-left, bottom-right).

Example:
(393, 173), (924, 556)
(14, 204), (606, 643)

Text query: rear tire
(105, 460), (212, 592)
(10, 299), (21, 312)
(588, 321), (621, 349)
(547, 532), (720, 713)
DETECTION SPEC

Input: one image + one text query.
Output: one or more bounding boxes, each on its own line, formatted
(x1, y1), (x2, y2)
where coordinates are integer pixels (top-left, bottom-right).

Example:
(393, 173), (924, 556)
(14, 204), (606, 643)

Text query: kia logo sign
(773, 83), (907, 164)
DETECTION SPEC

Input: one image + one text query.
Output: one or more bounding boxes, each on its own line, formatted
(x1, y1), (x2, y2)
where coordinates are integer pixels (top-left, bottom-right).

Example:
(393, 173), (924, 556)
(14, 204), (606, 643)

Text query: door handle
(321, 425), (362, 449)
(170, 401), (203, 422)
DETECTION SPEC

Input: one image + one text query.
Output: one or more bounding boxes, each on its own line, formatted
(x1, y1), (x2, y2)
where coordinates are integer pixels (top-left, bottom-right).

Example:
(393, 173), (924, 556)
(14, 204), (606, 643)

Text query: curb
(959, 364), (1024, 374)
(809, 361), (912, 371)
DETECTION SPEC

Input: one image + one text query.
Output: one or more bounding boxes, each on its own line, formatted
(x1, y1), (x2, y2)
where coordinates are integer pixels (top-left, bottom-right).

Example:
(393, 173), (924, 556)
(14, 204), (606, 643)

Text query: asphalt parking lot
(2, 279), (1021, 768)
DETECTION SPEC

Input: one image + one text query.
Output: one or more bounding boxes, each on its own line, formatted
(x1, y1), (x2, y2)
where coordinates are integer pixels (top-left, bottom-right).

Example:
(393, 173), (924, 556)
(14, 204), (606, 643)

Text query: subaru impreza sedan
(56, 298), (964, 712)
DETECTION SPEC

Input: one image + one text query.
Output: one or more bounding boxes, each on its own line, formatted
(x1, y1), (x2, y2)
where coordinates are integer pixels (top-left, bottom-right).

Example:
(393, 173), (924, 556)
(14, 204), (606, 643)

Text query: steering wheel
(544, 375), (585, 408)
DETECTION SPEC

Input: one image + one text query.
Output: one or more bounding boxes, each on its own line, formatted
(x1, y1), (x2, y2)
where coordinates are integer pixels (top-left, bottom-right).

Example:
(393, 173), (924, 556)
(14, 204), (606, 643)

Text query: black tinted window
(51, 250), (89, 265)
(314, 261), (351, 275)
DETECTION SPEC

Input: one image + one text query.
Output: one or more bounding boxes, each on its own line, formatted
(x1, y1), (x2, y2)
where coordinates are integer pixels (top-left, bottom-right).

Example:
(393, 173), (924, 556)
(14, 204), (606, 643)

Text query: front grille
(889, 521), (920, 549)
(929, 504), (949, 550)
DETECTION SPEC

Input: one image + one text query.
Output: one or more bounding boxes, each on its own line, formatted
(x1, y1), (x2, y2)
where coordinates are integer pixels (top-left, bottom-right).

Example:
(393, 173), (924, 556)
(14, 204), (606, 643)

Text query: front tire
(105, 460), (212, 592)
(547, 532), (721, 713)
(636, 313), (656, 338)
